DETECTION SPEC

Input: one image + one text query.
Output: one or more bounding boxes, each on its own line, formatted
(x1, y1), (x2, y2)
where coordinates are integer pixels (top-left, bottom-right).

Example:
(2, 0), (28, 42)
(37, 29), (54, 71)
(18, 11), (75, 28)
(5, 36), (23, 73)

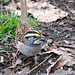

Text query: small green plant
(0, 0), (10, 2)
(0, 12), (21, 41)
(0, 4), (39, 42)
(28, 14), (40, 30)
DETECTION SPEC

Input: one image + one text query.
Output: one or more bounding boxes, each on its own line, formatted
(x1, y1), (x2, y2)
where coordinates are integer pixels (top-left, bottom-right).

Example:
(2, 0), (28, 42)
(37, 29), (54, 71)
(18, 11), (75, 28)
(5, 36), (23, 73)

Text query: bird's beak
(40, 35), (44, 38)
(40, 35), (46, 41)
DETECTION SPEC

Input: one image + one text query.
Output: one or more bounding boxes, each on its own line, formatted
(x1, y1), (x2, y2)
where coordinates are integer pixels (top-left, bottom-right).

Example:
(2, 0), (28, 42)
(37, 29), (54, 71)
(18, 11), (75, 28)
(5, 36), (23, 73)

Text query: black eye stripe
(25, 37), (29, 39)
(26, 31), (38, 34)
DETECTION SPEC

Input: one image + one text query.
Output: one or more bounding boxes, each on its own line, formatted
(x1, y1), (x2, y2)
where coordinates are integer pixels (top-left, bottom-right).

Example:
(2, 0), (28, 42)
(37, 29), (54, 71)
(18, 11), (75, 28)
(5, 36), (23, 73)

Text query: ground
(0, 0), (75, 75)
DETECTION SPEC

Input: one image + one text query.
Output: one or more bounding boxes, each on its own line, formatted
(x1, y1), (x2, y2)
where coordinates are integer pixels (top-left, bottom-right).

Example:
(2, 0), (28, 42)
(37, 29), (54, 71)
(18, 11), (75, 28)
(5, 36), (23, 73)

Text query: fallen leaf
(48, 45), (57, 50)
(0, 72), (3, 75)
(0, 45), (3, 50)
(42, 44), (49, 51)
(15, 67), (29, 75)
(8, 0), (17, 10)
(14, 10), (21, 16)
(2, 59), (22, 72)
(0, 56), (4, 62)
(70, 50), (75, 55)
(10, 59), (22, 69)
(46, 55), (62, 75)
(67, 58), (75, 66)
(28, 2), (69, 22)
(53, 55), (72, 70)
(5, 1), (69, 23)
(41, 48), (74, 71)
(50, 49), (73, 70)
(4, 67), (29, 75)
(4, 69), (15, 75)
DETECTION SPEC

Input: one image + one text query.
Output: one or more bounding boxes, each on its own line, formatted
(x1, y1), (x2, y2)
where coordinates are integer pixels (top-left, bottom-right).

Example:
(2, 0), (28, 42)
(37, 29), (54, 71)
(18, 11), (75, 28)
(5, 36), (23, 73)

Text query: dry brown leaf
(67, 58), (75, 66)
(26, 0), (32, 3)
(9, 59), (22, 69)
(16, 2), (21, 8)
(4, 6), (16, 12)
(4, 0), (17, 12)
(27, 2), (69, 22)
(0, 56), (4, 62)
(49, 45), (57, 50)
(0, 45), (3, 50)
(50, 49), (73, 70)
(15, 67), (29, 75)
(2, 59), (22, 72)
(70, 50), (75, 55)
(4, 67), (29, 75)
(27, 1), (41, 8)
(5, 1), (68, 23)
(46, 55), (62, 75)
(15, 10), (21, 16)
(0, 72), (3, 75)
(17, 0), (32, 9)
(8, 0), (17, 10)
(42, 44), (49, 51)
(40, 48), (73, 71)
(4, 69), (15, 75)
(53, 55), (72, 70)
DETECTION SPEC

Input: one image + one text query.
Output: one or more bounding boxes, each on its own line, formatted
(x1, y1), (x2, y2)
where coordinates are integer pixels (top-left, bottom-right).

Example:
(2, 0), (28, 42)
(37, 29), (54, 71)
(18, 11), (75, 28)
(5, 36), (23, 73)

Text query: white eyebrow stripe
(25, 33), (36, 37)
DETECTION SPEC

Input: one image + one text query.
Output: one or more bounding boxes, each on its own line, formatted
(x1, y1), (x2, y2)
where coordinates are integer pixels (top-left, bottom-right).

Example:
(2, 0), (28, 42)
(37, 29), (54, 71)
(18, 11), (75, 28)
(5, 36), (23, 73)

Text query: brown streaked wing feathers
(16, 23), (34, 44)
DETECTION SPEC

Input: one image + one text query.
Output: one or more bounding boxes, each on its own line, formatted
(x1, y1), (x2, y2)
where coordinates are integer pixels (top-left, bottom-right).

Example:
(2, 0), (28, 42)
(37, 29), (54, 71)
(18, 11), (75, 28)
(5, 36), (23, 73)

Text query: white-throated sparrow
(16, 29), (44, 56)
(16, 0), (44, 65)
(16, 0), (44, 57)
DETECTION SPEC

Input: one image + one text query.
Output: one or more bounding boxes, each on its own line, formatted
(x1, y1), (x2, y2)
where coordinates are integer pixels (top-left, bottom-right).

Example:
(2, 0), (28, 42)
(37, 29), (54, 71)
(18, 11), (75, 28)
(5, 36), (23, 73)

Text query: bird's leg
(16, 50), (19, 56)
(13, 50), (19, 61)
(34, 55), (38, 66)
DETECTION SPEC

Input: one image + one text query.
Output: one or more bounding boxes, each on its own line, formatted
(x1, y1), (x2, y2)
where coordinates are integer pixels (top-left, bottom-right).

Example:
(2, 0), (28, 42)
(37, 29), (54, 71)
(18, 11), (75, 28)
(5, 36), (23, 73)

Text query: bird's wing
(16, 23), (34, 44)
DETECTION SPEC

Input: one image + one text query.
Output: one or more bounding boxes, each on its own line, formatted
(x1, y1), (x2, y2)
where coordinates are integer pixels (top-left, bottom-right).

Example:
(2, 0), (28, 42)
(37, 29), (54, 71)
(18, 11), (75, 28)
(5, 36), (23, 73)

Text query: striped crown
(25, 30), (41, 37)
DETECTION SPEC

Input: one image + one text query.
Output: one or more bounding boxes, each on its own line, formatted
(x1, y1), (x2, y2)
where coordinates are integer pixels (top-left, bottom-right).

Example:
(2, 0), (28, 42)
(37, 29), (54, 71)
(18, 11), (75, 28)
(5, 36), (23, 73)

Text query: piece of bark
(21, 0), (29, 24)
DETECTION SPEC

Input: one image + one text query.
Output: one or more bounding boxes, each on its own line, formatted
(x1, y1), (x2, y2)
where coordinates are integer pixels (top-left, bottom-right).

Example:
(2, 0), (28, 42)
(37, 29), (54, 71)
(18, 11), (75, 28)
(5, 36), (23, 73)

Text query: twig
(63, 3), (75, 17)
(39, 51), (52, 55)
(46, 55), (62, 75)
(57, 44), (75, 49)
(14, 61), (32, 72)
(21, 0), (29, 24)
(27, 53), (53, 74)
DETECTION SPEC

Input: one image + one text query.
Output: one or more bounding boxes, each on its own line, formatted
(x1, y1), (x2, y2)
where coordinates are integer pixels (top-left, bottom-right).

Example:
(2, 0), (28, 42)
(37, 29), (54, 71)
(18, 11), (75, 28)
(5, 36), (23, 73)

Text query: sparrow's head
(25, 30), (43, 38)
(24, 30), (44, 45)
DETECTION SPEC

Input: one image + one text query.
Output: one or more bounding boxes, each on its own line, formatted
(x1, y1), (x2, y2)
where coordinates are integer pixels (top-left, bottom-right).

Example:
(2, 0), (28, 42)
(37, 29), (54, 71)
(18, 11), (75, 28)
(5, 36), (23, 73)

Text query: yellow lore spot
(34, 34), (40, 37)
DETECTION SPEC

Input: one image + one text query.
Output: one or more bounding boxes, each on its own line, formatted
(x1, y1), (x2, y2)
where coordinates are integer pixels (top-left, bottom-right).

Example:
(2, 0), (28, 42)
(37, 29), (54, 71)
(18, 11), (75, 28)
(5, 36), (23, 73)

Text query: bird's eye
(34, 36), (39, 39)
(25, 37), (29, 39)
(34, 36), (37, 38)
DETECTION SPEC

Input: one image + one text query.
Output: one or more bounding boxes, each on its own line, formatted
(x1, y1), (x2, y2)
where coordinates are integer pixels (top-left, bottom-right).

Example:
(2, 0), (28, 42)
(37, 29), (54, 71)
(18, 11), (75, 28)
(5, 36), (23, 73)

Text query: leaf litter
(0, 0), (75, 75)
(4, 0), (69, 23)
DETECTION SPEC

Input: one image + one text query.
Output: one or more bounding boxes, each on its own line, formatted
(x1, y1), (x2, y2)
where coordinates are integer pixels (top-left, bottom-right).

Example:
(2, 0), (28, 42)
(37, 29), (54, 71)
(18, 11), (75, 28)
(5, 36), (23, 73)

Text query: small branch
(63, 3), (75, 17)
(27, 53), (53, 74)
(21, 0), (29, 24)
(57, 44), (75, 49)
(14, 61), (32, 72)
(46, 55), (62, 75)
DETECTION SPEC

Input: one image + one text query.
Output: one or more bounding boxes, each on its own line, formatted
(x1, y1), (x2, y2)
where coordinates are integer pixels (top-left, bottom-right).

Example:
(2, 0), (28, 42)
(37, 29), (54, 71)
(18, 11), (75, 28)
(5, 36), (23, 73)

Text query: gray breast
(20, 44), (42, 56)
(17, 41), (42, 56)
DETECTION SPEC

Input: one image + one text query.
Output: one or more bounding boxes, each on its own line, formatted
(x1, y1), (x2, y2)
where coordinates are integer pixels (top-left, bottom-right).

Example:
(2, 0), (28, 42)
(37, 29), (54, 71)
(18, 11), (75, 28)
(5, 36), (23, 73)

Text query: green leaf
(0, 7), (40, 42)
